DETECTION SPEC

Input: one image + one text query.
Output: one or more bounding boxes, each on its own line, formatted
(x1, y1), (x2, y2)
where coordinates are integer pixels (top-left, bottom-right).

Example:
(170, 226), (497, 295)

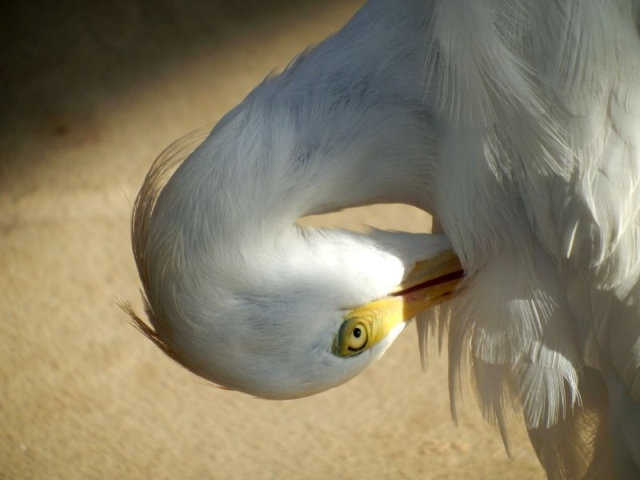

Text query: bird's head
(125, 102), (461, 399)
(125, 33), (463, 399)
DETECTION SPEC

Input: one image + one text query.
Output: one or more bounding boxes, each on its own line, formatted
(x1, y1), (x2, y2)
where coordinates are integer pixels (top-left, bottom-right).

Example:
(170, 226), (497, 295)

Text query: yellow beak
(333, 250), (463, 357)
(389, 249), (463, 314)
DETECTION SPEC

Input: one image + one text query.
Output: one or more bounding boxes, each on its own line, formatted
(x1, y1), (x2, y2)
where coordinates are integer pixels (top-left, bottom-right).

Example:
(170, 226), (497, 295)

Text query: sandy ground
(1, 1), (545, 478)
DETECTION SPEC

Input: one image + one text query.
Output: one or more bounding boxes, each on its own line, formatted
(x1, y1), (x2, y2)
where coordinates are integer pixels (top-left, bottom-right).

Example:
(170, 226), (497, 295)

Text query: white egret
(125, 0), (640, 477)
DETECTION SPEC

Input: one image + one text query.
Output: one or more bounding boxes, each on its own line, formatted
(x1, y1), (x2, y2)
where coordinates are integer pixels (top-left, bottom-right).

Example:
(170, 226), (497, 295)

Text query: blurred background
(1, 1), (543, 478)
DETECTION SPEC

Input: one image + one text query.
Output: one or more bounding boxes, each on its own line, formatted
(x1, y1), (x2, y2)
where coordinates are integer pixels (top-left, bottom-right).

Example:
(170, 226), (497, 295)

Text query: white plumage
(127, 1), (640, 477)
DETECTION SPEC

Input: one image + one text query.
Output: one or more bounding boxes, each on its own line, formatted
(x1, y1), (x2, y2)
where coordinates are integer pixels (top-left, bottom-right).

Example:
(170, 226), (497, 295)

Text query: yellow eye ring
(332, 318), (371, 357)
(347, 323), (368, 351)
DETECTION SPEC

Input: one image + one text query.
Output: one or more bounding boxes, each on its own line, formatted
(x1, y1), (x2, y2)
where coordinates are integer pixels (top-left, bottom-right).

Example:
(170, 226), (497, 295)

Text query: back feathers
(415, 0), (640, 477)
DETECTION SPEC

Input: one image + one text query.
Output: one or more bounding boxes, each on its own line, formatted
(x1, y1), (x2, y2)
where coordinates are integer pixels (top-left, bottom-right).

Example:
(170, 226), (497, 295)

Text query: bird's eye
(348, 323), (368, 352)
(332, 317), (373, 357)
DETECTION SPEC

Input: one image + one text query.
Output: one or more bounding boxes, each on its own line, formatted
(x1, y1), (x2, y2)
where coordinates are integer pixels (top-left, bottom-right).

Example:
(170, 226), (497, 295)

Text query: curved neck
(231, 1), (437, 220)
(156, 0), (437, 247)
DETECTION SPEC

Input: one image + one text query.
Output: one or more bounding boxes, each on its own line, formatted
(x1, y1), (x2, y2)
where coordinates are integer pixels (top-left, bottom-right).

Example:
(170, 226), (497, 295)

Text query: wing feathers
(421, 0), (640, 476)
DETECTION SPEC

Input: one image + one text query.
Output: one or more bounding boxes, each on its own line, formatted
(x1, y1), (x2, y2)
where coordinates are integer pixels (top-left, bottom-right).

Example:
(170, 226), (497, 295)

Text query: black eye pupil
(353, 327), (362, 338)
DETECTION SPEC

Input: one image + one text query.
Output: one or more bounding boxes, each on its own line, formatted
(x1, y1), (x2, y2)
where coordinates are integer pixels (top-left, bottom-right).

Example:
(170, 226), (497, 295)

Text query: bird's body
(127, 1), (640, 478)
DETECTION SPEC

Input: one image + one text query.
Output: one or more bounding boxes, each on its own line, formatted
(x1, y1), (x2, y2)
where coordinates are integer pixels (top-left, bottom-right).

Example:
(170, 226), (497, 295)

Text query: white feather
(128, 1), (640, 477)
(419, 0), (640, 476)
